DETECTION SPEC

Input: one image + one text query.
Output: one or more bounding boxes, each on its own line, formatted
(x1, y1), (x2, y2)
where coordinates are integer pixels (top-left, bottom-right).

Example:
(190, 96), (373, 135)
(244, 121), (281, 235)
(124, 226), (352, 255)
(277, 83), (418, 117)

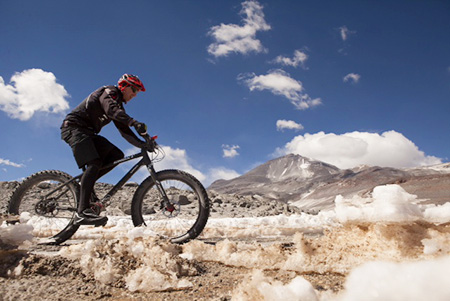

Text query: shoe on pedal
(74, 208), (108, 226)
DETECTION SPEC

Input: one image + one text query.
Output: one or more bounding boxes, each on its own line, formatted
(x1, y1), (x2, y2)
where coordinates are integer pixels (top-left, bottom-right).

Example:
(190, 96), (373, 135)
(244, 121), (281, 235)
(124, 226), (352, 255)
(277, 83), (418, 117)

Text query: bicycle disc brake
(35, 199), (59, 217)
(161, 201), (181, 218)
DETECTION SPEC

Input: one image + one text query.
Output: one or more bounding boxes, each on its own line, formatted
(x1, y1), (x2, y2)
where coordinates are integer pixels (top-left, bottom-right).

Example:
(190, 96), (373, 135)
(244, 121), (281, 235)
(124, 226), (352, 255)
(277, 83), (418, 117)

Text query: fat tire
(8, 170), (80, 245)
(131, 169), (210, 244)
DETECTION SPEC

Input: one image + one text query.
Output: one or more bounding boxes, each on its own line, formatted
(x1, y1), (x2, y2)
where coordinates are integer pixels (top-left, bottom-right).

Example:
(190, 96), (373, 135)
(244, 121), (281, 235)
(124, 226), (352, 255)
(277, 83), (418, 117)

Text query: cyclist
(60, 74), (149, 226)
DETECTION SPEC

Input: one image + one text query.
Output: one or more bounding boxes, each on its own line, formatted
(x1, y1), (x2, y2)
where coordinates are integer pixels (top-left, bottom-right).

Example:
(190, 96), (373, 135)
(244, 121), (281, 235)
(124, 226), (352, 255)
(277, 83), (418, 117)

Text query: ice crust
(2, 184), (450, 299)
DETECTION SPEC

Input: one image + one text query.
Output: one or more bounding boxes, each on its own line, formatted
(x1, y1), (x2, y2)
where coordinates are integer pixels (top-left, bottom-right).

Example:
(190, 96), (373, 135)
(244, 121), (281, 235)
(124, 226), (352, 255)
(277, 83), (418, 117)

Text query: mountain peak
(209, 154), (450, 212)
(209, 154), (341, 195)
(264, 154), (340, 182)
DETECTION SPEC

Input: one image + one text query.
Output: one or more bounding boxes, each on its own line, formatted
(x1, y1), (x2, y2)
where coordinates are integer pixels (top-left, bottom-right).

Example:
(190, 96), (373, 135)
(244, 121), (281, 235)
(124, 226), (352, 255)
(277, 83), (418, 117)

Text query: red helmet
(118, 74), (146, 92)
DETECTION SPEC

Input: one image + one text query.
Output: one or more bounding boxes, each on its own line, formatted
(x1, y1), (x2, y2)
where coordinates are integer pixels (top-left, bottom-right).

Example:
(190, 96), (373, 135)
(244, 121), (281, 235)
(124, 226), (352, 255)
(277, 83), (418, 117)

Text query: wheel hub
(162, 201), (181, 217)
(35, 199), (59, 217)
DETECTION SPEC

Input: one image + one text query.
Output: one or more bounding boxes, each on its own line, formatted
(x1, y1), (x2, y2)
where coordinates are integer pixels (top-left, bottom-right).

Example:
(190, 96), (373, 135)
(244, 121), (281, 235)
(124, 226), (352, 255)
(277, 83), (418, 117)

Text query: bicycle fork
(146, 164), (176, 214)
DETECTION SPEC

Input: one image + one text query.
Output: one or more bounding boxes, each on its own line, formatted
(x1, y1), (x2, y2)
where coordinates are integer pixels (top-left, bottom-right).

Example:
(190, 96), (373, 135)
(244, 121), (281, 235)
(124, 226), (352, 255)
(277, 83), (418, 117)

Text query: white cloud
(124, 145), (206, 183)
(339, 25), (356, 41)
(238, 69), (321, 110)
(0, 69), (70, 121)
(124, 146), (239, 187)
(276, 120), (304, 132)
(207, 0), (271, 57)
(153, 146), (206, 182)
(0, 158), (24, 168)
(343, 73), (361, 84)
(207, 167), (240, 184)
(273, 50), (308, 68)
(275, 130), (442, 169)
(222, 144), (240, 158)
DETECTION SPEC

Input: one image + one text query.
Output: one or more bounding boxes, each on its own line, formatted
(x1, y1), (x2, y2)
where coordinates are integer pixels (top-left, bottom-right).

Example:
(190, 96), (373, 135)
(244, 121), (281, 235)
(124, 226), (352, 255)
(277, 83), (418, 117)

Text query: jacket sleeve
(113, 120), (145, 148)
(99, 88), (135, 126)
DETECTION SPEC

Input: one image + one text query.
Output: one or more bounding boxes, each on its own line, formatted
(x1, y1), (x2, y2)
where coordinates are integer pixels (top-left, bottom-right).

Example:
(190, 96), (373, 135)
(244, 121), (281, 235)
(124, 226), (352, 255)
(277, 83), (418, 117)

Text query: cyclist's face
(122, 86), (139, 103)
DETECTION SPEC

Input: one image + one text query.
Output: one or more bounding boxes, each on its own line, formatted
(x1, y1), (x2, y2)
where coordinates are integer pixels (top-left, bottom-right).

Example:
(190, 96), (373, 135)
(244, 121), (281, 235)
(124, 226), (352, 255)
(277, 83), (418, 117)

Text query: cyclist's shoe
(88, 192), (105, 215)
(91, 192), (100, 203)
(74, 208), (108, 227)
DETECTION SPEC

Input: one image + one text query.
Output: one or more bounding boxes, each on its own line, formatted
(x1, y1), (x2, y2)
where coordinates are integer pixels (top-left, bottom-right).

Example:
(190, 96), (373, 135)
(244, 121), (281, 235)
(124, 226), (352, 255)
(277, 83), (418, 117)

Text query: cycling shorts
(61, 126), (119, 169)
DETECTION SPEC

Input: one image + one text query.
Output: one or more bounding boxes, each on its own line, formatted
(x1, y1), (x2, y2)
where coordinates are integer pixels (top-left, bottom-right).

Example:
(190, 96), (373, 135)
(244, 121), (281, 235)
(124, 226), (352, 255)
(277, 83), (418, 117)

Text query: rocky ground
(0, 248), (345, 301)
(1, 181), (449, 300)
(0, 181), (325, 300)
(0, 180), (304, 218)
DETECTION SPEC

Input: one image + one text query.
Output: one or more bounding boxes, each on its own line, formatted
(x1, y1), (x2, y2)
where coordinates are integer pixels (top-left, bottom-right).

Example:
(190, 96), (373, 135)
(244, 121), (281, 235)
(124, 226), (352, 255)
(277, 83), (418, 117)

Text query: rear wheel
(8, 170), (80, 245)
(131, 169), (210, 243)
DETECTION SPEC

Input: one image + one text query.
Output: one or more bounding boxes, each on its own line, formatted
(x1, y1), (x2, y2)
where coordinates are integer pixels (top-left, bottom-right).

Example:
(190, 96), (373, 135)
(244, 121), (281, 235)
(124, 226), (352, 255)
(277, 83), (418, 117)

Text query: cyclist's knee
(85, 158), (102, 170)
(107, 147), (124, 163)
(113, 147), (125, 160)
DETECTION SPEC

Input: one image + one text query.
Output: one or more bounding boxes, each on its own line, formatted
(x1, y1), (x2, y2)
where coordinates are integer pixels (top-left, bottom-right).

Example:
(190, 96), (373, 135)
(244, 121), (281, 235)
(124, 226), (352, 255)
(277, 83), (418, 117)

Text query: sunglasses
(130, 86), (139, 93)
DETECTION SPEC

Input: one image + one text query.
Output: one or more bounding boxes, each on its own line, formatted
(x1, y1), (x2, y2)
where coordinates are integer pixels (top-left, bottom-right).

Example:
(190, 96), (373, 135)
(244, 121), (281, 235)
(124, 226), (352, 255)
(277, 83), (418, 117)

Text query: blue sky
(1, 0), (450, 186)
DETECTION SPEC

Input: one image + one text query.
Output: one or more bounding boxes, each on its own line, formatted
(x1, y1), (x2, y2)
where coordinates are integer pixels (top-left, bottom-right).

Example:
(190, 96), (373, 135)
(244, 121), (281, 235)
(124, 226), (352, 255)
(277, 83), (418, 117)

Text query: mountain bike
(7, 135), (210, 245)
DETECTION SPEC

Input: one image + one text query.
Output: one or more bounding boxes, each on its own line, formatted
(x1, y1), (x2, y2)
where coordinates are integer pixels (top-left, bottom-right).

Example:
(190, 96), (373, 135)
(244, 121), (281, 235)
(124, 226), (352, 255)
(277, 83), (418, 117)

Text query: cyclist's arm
(113, 120), (145, 148)
(99, 87), (135, 127)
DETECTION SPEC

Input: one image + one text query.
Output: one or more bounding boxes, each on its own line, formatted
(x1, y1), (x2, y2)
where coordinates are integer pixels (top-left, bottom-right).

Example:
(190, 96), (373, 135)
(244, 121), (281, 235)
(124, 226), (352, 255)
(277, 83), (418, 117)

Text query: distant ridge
(209, 154), (450, 212)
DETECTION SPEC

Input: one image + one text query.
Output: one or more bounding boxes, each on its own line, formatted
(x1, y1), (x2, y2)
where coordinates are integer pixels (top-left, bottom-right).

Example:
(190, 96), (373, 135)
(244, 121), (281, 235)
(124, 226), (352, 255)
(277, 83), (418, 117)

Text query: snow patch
(232, 270), (318, 301)
(338, 256), (450, 301)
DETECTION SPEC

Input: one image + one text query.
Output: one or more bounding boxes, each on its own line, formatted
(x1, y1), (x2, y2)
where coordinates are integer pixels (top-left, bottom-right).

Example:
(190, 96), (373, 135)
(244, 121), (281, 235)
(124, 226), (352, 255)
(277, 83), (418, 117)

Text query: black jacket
(62, 85), (143, 148)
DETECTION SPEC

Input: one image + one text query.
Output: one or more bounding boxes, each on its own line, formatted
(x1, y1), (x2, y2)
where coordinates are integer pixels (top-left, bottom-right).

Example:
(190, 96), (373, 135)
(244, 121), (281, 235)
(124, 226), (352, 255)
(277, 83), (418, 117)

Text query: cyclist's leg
(61, 128), (107, 225)
(91, 135), (124, 179)
(79, 158), (101, 212)
(97, 146), (124, 179)
(76, 157), (109, 225)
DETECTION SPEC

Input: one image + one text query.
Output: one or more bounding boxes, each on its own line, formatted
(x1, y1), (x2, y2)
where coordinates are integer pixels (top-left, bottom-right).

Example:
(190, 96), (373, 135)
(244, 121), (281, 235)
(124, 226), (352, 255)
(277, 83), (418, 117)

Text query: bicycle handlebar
(142, 134), (159, 152)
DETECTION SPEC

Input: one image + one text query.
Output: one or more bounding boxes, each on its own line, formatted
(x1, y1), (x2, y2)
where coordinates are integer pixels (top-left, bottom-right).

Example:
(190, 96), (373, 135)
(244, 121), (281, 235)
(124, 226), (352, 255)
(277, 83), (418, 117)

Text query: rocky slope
(0, 180), (303, 219)
(209, 154), (450, 212)
(1, 157), (450, 300)
(3, 154), (450, 216)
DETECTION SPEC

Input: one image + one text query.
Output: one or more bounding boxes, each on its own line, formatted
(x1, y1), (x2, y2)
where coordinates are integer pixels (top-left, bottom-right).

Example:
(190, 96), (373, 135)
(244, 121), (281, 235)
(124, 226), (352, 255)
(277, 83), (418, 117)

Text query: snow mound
(59, 230), (198, 292)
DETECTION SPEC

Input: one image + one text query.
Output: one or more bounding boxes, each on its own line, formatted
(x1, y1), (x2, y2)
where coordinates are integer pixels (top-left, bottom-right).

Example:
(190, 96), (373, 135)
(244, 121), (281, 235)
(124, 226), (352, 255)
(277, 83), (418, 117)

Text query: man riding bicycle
(60, 74), (149, 226)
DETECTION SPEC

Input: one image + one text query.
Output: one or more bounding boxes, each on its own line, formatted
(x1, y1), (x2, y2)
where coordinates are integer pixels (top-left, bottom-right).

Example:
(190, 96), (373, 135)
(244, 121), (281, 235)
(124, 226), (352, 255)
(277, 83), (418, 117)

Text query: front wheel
(131, 169), (210, 244)
(7, 170), (80, 245)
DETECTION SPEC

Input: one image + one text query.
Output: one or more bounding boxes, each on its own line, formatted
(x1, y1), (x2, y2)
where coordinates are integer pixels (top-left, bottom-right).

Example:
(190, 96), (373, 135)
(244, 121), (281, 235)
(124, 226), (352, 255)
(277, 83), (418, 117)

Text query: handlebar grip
(142, 134), (158, 152)
(143, 134), (158, 142)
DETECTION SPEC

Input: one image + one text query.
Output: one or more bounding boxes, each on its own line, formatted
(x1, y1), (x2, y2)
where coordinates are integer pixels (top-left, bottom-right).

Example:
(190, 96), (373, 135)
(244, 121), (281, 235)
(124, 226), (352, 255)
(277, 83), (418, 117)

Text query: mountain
(210, 154), (340, 199)
(209, 154), (450, 212)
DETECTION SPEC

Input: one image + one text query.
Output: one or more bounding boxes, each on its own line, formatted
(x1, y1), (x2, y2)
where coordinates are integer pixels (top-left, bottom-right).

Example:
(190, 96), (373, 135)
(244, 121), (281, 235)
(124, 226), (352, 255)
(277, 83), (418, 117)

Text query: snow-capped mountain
(209, 154), (450, 212)
(209, 154), (339, 201)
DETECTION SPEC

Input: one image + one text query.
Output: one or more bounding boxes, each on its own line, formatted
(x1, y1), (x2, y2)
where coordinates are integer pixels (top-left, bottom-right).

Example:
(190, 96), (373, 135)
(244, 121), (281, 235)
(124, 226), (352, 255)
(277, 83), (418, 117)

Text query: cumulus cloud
(276, 130), (442, 169)
(222, 144), (240, 158)
(339, 25), (356, 41)
(153, 146), (206, 182)
(124, 145), (206, 183)
(124, 146), (239, 187)
(207, 167), (240, 184)
(238, 69), (321, 110)
(0, 69), (70, 121)
(273, 50), (308, 68)
(207, 0), (271, 57)
(343, 73), (361, 84)
(276, 120), (304, 132)
(0, 158), (24, 168)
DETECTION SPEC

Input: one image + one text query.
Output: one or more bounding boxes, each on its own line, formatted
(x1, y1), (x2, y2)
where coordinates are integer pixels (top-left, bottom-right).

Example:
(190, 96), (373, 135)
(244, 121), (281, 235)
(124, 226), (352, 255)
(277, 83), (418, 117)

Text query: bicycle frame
(43, 147), (167, 209)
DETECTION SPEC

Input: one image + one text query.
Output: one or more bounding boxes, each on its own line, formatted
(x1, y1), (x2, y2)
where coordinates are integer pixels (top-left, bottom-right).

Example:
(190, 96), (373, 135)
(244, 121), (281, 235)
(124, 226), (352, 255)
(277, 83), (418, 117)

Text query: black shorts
(61, 126), (119, 169)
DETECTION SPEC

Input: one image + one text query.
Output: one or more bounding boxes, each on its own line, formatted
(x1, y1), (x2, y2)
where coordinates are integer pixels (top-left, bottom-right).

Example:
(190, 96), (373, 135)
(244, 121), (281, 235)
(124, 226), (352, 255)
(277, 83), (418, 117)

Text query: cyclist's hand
(146, 138), (157, 152)
(133, 121), (147, 136)
(142, 135), (157, 152)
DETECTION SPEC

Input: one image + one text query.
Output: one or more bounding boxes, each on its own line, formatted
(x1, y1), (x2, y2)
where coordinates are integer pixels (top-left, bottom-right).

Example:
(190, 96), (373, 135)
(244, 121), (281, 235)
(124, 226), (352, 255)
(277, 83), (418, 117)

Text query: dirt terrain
(0, 181), (342, 300)
(1, 181), (450, 300)
(0, 247), (345, 300)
